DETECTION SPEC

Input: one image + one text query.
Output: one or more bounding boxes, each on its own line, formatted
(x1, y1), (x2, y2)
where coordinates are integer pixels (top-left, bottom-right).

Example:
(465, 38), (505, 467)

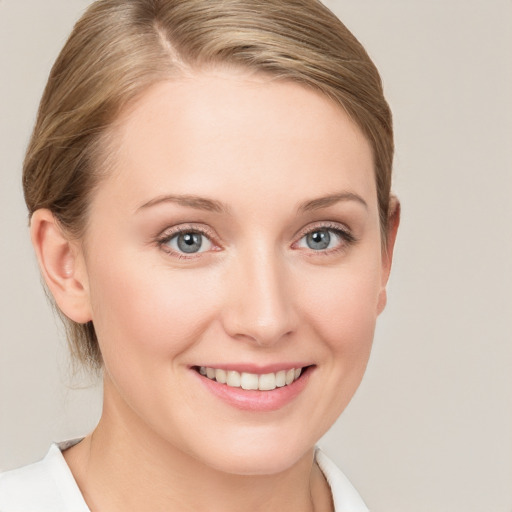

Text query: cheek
(295, 251), (383, 416)
(298, 257), (382, 352)
(87, 253), (220, 366)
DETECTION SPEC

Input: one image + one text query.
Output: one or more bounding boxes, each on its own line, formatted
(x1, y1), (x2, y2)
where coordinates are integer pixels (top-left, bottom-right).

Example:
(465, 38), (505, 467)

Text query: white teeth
(226, 370), (241, 387)
(259, 373), (277, 391)
(198, 366), (304, 390)
(215, 368), (227, 384)
(241, 372), (259, 390)
(275, 370), (286, 388)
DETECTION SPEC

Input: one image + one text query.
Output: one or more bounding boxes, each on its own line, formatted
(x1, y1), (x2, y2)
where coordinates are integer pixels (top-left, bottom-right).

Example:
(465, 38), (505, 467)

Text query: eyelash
(294, 222), (357, 257)
(155, 222), (356, 260)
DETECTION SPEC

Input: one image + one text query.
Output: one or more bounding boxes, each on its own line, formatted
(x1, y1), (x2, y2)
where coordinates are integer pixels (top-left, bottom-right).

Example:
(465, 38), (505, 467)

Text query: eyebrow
(297, 192), (368, 213)
(137, 191), (367, 215)
(137, 194), (230, 214)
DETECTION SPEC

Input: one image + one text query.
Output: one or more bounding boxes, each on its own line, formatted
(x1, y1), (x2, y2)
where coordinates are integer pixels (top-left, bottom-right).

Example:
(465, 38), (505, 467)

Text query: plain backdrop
(1, 1), (511, 511)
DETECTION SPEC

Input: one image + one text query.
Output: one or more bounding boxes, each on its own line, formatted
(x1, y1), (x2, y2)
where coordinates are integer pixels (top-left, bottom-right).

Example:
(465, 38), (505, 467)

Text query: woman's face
(77, 68), (392, 475)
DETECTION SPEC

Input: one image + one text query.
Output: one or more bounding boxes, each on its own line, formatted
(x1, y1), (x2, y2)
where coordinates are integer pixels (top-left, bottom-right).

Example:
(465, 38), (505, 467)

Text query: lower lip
(193, 367), (313, 412)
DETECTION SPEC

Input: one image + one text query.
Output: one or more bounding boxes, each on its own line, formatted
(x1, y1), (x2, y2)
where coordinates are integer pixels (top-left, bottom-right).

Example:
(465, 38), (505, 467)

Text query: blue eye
(297, 227), (349, 251)
(165, 231), (213, 254)
(306, 230), (332, 250)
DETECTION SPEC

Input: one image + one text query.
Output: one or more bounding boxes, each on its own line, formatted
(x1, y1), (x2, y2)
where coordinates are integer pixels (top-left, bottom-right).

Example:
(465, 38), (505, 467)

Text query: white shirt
(0, 441), (368, 511)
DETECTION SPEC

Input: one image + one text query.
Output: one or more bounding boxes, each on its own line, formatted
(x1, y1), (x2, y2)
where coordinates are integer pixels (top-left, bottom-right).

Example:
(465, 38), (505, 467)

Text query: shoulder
(315, 448), (369, 512)
(0, 442), (89, 512)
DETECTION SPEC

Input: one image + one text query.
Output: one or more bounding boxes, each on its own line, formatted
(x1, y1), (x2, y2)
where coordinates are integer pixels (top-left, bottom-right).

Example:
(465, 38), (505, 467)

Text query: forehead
(95, 69), (376, 216)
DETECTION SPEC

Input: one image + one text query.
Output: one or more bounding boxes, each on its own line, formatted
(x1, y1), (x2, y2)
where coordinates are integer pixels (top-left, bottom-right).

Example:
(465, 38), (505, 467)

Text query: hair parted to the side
(23, 0), (394, 371)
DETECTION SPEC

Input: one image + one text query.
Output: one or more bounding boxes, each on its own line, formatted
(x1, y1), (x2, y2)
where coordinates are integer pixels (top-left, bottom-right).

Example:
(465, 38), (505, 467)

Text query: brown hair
(23, 0), (393, 370)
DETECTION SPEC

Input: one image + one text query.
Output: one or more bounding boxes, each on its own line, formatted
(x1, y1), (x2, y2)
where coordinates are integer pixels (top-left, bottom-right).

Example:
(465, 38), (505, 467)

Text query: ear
(377, 197), (400, 315)
(30, 209), (92, 324)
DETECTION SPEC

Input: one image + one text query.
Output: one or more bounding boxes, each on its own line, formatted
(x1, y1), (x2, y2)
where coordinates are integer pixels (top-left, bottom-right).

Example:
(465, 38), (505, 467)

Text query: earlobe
(30, 209), (92, 324)
(377, 197), (401, 315)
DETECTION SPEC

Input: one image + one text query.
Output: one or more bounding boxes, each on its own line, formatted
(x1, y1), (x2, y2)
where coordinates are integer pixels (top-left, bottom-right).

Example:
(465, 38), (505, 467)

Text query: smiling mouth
(194, 366), (309, 391)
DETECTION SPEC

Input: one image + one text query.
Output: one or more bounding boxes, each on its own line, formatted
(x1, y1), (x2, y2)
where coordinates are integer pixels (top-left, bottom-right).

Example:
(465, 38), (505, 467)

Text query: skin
(31, 68), (398, 512)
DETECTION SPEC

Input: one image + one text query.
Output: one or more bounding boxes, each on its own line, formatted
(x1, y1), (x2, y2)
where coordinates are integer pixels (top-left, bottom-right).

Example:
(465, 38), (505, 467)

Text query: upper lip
(192, 363), (313, 374)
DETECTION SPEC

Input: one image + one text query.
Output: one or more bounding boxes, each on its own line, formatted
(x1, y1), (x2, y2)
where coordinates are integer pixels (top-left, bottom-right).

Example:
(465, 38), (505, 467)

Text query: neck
(63, 379), (333, 512)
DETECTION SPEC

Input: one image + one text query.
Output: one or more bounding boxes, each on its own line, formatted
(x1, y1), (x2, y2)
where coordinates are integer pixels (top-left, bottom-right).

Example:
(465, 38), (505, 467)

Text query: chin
(188, 428), (317, 476)
(208, 450), (309, 477)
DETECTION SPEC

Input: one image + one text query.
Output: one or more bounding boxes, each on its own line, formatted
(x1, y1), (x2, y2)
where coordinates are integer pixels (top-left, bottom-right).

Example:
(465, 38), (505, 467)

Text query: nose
(221, 247), (298, 347)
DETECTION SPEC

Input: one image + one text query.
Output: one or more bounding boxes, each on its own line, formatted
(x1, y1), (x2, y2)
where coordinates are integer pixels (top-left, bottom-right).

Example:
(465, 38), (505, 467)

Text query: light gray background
(1, 1), (511, 511)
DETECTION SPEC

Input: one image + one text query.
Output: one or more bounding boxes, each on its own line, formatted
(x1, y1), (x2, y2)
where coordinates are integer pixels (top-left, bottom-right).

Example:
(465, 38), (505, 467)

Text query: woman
(0, 0), (399, 510)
